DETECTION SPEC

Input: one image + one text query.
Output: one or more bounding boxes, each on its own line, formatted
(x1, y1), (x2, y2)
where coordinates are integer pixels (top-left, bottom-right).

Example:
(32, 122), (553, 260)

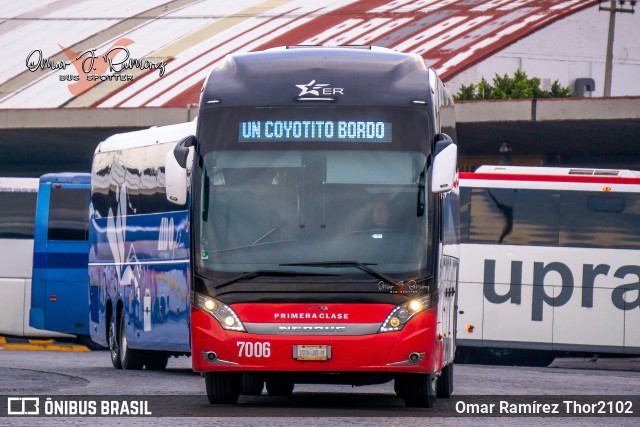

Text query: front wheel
(436, 363), (454, 398)
(205, 372), (242, 404)
(119, 310), (144, 370)
(395, 373), (437, 408)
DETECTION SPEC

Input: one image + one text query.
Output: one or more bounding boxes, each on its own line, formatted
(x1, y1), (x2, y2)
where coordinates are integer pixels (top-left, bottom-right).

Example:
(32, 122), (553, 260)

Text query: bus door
(31, 182), (90, 335)
(438, 256), (458, 364)
(438, 192), (459, 365)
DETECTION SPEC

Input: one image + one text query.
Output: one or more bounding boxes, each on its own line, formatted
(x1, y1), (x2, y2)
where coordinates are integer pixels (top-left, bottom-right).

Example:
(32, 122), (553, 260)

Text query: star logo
(295, 80), (330, 97)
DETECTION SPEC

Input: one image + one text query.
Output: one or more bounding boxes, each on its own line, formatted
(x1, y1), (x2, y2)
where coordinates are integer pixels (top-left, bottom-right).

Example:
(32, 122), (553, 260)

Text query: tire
(108, 311), (121, 369)
(266, 380), (294, 396)
(119, 310), (144, 370)
(436, 363), (454, 398)
(144, 352), (169, 370)
(205, 372), (242, 404)
(241, 374), (264, 395)
(395, 373), (437, 408)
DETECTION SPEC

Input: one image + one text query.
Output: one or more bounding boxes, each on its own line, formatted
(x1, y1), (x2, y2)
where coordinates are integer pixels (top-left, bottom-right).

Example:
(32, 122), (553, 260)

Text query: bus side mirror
(431, 134), (457, 194)
(166, 135), (196, 205)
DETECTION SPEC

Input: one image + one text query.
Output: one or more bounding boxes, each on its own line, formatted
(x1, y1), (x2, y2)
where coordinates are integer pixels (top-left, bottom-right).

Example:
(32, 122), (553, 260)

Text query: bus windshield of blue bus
(196, 108), (433, 284)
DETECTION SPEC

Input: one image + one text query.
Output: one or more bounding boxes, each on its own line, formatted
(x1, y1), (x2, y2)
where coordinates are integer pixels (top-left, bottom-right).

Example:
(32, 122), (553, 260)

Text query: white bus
(0, 178), (68, 337)
(457, 165), (640, 364)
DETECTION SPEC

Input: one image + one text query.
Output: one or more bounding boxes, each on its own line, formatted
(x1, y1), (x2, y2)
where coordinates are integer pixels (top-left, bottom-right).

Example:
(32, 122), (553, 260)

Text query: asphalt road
(1, 350), (639, 426)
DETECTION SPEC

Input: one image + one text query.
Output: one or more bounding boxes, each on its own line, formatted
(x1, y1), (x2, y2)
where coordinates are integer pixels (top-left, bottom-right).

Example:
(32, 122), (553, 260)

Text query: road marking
(0, 343), (90, 352)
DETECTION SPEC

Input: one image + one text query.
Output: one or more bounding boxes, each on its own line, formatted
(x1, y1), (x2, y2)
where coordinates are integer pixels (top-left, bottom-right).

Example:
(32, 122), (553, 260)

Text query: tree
(453, 69), (575, 100)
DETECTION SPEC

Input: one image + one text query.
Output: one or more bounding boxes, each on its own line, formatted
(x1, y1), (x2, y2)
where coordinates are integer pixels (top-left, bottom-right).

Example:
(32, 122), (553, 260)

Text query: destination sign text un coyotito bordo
(239, 120), (392, 143)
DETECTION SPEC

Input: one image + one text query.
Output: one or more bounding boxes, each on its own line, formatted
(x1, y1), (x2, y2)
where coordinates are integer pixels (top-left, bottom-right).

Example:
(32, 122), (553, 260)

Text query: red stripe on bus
(459, 172), (640, 185)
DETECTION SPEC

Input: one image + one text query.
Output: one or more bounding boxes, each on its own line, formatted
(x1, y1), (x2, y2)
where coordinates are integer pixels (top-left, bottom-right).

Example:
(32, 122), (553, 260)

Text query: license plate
(293, 345), (331, 361)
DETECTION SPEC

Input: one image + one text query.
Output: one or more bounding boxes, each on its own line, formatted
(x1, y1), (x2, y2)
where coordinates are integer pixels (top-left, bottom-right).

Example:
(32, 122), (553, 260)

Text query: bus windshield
(196, 108), (433, 282)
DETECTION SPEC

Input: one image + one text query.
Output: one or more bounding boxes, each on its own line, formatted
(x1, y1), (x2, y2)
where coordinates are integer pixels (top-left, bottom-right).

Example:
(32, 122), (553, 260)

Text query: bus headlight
(378, 293), (435, 333)
(408, 300), (422, 313)
(192, 292), (246, 332)
(204, 299), (216, 311)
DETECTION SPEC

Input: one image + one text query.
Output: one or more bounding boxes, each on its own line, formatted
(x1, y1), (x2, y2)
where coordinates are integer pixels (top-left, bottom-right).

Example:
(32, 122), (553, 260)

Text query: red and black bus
(165, 46), (460, 407)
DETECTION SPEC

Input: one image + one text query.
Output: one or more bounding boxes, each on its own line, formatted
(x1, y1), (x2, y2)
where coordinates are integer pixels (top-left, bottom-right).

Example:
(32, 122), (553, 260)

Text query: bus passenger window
(459, 187), (471, 244)
(561, 193), (640, 249)
(0, 191), (37, 239)
(587, 196), (624, 213)
(48, 187), (90, 241)
(468, 188), (559, 246)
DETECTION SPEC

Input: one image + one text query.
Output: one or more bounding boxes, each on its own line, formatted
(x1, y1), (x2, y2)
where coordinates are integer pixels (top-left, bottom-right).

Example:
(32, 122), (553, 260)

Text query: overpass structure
(1, 96), (639, 176)
(456, 96), (640, 170)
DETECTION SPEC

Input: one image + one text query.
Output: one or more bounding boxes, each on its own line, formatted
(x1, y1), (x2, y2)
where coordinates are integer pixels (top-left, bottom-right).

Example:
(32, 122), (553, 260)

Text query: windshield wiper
(252, 220), (287, 245)
(215, 270), (338, 289)
(280, 261), (401, 287)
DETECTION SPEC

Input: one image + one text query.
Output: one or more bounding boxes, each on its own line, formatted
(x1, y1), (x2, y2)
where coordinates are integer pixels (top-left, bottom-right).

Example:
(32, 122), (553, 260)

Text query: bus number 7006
(237, 341), (271, 358)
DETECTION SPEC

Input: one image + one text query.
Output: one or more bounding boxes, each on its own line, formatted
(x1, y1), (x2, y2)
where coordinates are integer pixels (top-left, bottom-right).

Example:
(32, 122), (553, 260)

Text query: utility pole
(599, 0), (636, 97)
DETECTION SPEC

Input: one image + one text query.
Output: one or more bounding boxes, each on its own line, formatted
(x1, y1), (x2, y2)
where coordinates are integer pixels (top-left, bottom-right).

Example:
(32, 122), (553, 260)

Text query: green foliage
(453, 69), (575, 100)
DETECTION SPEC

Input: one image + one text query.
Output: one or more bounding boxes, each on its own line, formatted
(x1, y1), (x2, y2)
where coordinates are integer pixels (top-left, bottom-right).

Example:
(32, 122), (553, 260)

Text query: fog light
(204, 299), (216, 311)
(224, 316), (236, 327)
(389, 317), (401, 327)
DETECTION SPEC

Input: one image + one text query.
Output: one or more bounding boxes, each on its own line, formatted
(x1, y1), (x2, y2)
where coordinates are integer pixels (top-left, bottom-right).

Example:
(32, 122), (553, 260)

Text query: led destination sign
(239, 120), (392, 143)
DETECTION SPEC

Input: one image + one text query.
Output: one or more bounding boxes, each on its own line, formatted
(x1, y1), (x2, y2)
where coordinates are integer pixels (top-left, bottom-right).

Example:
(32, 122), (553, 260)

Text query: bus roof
(474, 165), (640, 178)
(202, 46), (434, 108)
(40, 173), (91, 184)
(0, 177), (39, 192)
(460, 165), (640, 192)
(96, 121), (196, 153)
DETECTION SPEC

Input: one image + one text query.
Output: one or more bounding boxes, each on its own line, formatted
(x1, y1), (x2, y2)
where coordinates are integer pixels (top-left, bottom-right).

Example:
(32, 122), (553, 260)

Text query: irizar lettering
(483, 259), (640, 321)
(278, 325), (346, 332)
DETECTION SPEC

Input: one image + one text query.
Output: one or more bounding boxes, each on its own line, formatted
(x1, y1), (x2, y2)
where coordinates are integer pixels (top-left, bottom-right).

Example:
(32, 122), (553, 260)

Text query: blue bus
(29, 173), (92, 339)
(88, 122), (195, 370)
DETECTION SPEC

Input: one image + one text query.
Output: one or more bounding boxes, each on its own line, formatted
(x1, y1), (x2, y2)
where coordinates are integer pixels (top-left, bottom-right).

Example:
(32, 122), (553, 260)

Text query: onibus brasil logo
(25, 38), (167, 96)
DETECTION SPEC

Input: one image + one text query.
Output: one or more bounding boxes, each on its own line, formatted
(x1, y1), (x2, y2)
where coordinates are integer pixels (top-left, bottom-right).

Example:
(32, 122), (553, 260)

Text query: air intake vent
(568, 169), (595, 175)
(569, 169), (623, 177)
(594, 170), (620, 176)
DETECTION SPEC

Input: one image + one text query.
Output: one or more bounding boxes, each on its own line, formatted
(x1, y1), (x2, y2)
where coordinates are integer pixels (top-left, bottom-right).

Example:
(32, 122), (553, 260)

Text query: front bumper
(191, 306), (439, 373)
